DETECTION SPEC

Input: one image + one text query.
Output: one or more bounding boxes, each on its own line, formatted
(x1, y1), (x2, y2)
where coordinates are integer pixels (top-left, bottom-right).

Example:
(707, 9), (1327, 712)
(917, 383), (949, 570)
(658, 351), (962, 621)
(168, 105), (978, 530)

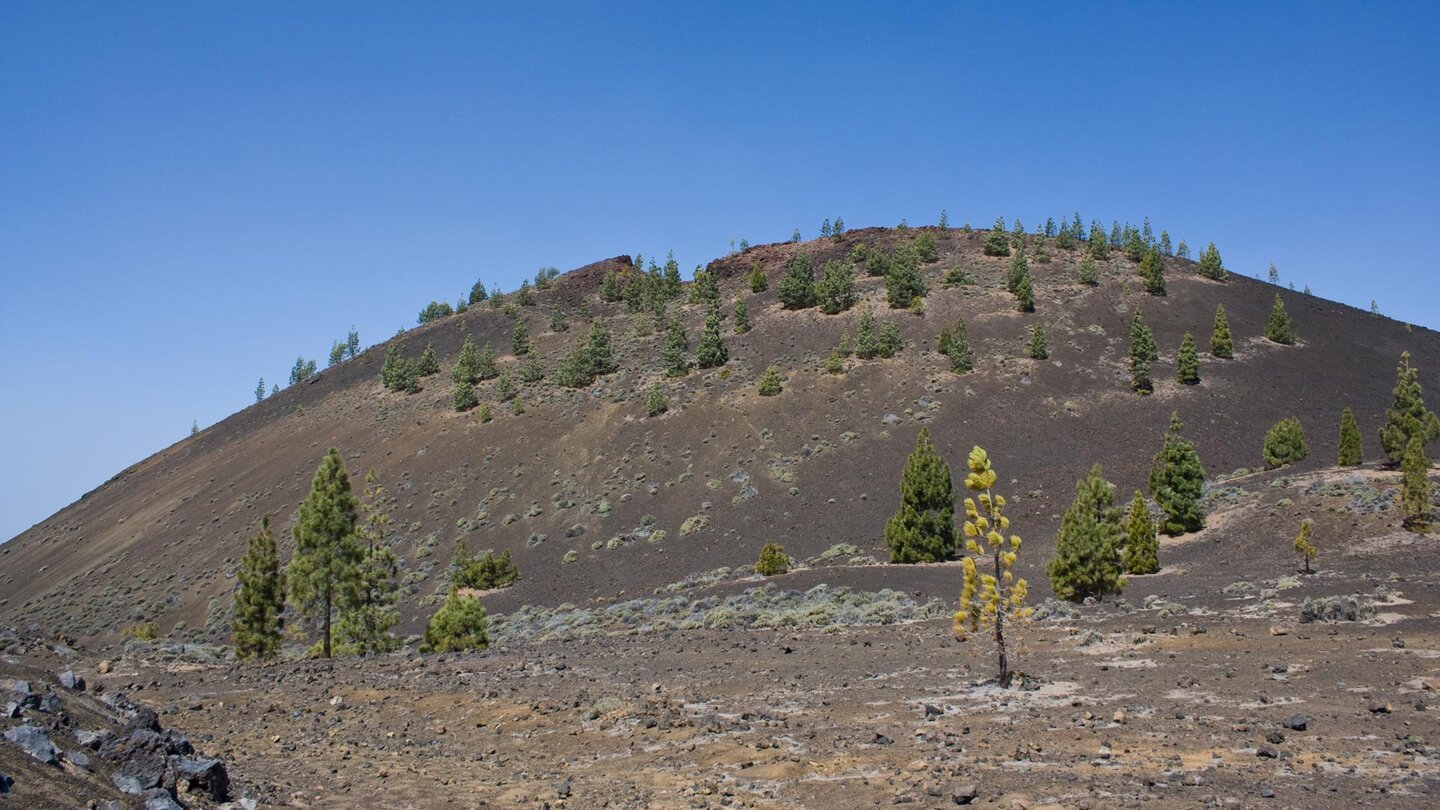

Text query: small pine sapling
(757, 367), (782, 396)
(1294, 521), (1317, 574)
(1176, 332), (1200, 384)
(1265, 294), (1296, 344)
(645, 381), (667, 417)
(1210, 304), (1234, 358)
(1401, 437), (1432, 533)
(1263, 417), (1308, 469)
(1338, 407), (1363, 466)
(1122, 492), (1159, 575)
(954, 447), (1031, 687)
(1027, 324), (1048, 360)
(733, 299), (751, 334)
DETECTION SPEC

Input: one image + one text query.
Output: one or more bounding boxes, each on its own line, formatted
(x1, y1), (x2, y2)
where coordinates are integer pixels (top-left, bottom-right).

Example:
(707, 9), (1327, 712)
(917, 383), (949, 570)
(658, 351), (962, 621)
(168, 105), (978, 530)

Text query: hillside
(2, 225), (1437, 647)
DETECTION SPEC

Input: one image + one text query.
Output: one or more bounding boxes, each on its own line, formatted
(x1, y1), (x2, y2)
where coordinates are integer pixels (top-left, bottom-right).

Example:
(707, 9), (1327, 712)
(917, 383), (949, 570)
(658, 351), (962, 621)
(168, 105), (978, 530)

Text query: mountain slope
(2, 227), (1436, 644)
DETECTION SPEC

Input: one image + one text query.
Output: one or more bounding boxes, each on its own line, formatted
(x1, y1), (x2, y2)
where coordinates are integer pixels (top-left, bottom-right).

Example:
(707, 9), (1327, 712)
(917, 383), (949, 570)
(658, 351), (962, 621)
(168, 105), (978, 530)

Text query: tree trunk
(322, 585), (332, 658)
(993, 545), (1008, 687)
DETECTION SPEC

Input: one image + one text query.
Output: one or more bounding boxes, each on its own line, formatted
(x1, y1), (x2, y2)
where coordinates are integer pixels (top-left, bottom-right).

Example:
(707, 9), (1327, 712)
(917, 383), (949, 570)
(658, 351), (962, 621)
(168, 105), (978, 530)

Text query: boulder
(64, 749), (92, 771)
(3, 724), (59, 765)
(0, 770), (12, 794)
(175, 757), (230, 802)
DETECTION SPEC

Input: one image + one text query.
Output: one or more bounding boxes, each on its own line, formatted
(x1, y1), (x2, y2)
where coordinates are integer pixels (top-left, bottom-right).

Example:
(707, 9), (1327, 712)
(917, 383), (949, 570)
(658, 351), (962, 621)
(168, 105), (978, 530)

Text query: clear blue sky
(2, 1), (1437, 541)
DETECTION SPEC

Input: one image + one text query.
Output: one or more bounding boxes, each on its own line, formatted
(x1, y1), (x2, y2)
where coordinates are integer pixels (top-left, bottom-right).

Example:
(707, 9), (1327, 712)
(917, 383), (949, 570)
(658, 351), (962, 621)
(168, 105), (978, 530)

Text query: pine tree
(691, 304), (725, 367)
(983, 217), (1011, 256)
(820, 218), (832, 237)
(749, 263), (768, 293)
(954, 446), (1032, 687)
(1401, 436), (1432, 533)
(778, 253), (817, 309)
(818, 260), (859, 314)
(421, 587), (490, 653)
(549, 309), (569, 333)
(1122, 492), (1159, 574)
(1268, 262), (1280, 285)
(515, 279), (535, 306)
(495, 372), (517, 402)
(287, 448), (363, 658)
(662, 252), (683, 297)
(519, 356), (543, 383)
(329, 341), (345, 368)
(938, 209), (949, 229)
(1176, 239), (1190, 260)
(599, 268), (624, 302)
(479, 402), (492, 422)
(1159, 231), (1172, 256)
(791, 228), (801, 243)
(855, 306), (880, 359)
(1263, 417), (1309, 468)
(1014, 270), (1035, 313)
(1210, 304), (1234, 358)
(1046, 465), (1126, 602)
(645, 381), (668, 417)
(1177, 332), (1200, 384)
(1129, 311), (1157, 394)
(885, 250), (925, 309)
(1139, 249), (1166, 296)
(689, 268), (719, 308)
(584, 320), (617, 377)
(1294, 521), (1317, 574)
(469, 278), (488, 305)
(1087, 224), (1110, 260)
(939, 315), (973, 373)
(336, 470), (400, 655)
(724, 301), (746, 337)
(511, 322), (531, 356)
(255, 378), (265, 403)
(1078, 254), (1099, 285)
(1338, 407), (1364, 465)
(884, 428), (957, 563)
(1006, 250), (1029, 295)
(1027, 324), (1048, 360)
(877, 320), (903, 357)
(825, 348), (845, 374)
(1379, 352), (1440, 462)
(417, 343), (440, 376)
(661, 314), (690, 377)
(452, 379), (477, 411)
(1149, 412), (1207, 535)
(1265, 294), (1295, 344)
(832, 217), (846, 236)
(476, 343), (499, 380)
(757, 367), (782, 396)
(1197, 242), (1226, 280)
(232, 515), (286, 660)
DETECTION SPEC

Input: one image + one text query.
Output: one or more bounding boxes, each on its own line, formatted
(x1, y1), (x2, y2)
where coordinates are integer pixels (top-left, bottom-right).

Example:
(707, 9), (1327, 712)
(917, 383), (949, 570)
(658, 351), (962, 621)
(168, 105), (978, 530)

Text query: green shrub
(755, 543), (791, 576)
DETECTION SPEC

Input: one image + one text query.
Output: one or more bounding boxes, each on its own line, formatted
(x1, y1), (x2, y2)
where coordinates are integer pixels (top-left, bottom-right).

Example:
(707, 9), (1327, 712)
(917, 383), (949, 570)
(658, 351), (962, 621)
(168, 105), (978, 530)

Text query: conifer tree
(337, 470), (400, 655)
(1027, 324), (1048, 360)
(1210, 304), (1234, 358)
(663, 252), (683, 297)
(1197, 242), (1226, 280)
(584, 320), (618, 376)
(1006, 250), (1029, 295)
(1265, 294), (1295, 344)
(452, 378), (478, 411)
(1046, 465), (1125, 602)
(1379, 352), (1440, 463)
(1263, 417), (1309, 468)
(519, 356), (543, 383)
(1159, 231), (1172, 256)
(1176, 239), (1190, 259)
(757, 367), (783, 396)
(954, 446), (1031, 686)
(549, 309), (569, 333)
(1122, 492), (1159, 574)
(1148, 412), (1207, 535)
(820, 218), (832, 237)
(938, 209), (949, 229)
(877, 320), (903, 357)
(983, 217), (1011, 256)
(1294, 520), (1317, 574)
(329, 341), (345, 368)
(938, 315), (973, 373)
(1014, 269), (1035, 313)
(854, 306), (881, 359)
(1177, 332), (1200, 384)
(733, 299), (750, 333)
(476, 343), (499, 380)
(818, 260), (859, 314)
(451, 335), (478, 387)
(662, 314), (690, 377)
(695, 306), (728, 368)
(749, 263), (768, 293)
(1139, 249), (1166, 296)
(511, 322), (531, 356)
(287, 448), (363, 658)
(884, 428), (957, 563)
(791, 228), (801, 243)
(1268, 262), (1280, 285)
(233, 515), (286, 660)
(825, 348), (845, 374)
(833, 217), (845, 236)
(1129, 311), (1157, 394)
(495, 372), (517, 402)
(645, 381), (668, 417)
(1401, 436), (1432, 533)
(689, 268), (719, 307)
(1087, 223), (1110, 259)
(469, 279), (488, 305)
(778, 253), (817, 309)
(885, 250), (925, 309)
(1078, 254), (1099, 285)
(417, 343), (440, 376)
(479, 402), (492, 422)
(1338, 407), (1364, 465)
(421, 587), (490, 653)
(255, 378), (266, 403)
(515, 279), (535, 306)
(599, 268), (624, 302)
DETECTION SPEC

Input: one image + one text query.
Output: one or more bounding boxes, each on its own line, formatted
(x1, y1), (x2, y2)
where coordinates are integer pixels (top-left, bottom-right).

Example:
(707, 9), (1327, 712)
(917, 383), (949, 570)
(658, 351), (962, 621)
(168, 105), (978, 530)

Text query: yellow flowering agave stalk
(953, 446), (1032, 686)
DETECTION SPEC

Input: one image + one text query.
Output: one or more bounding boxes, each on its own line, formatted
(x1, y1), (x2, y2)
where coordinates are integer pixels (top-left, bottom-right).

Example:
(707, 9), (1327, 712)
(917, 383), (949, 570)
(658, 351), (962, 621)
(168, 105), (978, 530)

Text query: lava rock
(175, 757), (230, 801)
(1287, 714), (1308, 731)
(923, 704), (944, 720)
(75, 728), (111, 749)
(4, 724), (59, 765)
(0, 770), (12, 794)
(144, 790), (184, 810)
(1257, 746), (1279, 759)
(58, 670), (85, 691)
(65, 749), (92, 771)
(112, 772), (152, 795)
(952, 784), (978, 805)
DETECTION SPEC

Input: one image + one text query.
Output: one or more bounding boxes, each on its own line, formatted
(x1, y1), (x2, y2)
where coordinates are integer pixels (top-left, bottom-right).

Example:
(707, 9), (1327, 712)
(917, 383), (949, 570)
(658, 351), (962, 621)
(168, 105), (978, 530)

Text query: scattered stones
(3, 724), (59, 765)
(1368, 702), (1393, 714)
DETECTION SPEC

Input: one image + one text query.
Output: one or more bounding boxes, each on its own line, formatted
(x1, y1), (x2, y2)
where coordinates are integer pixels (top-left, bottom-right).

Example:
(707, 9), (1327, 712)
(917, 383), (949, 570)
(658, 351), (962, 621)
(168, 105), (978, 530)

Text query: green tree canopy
(884, 428), (957, 563)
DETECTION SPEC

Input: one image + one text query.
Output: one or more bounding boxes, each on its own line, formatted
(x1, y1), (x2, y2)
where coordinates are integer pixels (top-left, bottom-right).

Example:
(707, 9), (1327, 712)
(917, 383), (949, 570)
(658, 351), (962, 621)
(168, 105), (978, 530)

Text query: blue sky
(2, 1), (1437, 541)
